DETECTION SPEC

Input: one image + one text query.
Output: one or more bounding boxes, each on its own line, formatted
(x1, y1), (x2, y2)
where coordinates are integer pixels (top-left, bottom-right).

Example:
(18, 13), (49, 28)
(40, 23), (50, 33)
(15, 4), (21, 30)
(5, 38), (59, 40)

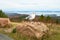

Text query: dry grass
(0, 22), (60, 40)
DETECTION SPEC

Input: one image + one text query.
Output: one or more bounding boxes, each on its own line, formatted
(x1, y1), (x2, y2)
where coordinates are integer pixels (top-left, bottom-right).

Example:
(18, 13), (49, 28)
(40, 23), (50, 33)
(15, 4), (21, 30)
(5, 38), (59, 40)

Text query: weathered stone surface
(16, 22), (49, 39)
(0, 18), (10, 27)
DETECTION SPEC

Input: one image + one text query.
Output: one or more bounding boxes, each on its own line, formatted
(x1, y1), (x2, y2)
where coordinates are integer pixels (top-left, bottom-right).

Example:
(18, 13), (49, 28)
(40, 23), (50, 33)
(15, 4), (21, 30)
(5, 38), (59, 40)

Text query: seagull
(25, 12), (36, 21)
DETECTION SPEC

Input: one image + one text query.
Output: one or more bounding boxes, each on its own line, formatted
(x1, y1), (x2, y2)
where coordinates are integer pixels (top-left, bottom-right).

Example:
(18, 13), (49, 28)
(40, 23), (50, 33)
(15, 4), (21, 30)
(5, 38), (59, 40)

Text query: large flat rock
(16, 22), (49, 39)
(0, 18), (10, 27)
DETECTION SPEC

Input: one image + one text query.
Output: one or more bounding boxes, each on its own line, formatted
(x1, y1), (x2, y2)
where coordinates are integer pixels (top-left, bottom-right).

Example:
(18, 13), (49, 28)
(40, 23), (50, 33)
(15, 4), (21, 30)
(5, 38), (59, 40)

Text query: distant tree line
(0, 10), (8, 18)
(38, 15), (60, 24)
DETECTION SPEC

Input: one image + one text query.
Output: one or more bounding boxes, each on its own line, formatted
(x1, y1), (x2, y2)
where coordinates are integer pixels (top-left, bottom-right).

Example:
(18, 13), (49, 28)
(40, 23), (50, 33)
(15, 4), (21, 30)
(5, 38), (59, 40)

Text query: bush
(12, 28), (16, 33)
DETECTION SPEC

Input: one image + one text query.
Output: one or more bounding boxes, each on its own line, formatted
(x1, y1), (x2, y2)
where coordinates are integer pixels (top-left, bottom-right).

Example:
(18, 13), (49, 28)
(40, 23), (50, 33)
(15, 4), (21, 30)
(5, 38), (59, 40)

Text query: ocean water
(17, 11), (60, 16)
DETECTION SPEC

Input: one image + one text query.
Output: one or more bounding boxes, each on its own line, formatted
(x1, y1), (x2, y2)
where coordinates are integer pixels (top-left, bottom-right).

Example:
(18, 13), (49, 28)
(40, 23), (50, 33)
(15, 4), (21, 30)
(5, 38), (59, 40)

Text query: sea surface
(5, 11), (60, 16)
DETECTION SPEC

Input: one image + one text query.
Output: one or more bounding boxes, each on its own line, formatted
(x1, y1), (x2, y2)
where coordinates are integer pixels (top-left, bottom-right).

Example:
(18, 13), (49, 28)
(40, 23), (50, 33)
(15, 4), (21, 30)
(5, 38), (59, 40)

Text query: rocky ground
(0, 18), (49, 40)
(16, 21), (49, 39)
(0, 21), (60, 40)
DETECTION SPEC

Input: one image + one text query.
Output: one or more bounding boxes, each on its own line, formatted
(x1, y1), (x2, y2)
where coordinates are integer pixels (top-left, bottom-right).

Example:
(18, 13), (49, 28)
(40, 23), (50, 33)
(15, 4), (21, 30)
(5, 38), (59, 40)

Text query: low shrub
(12, 28), (16, 33)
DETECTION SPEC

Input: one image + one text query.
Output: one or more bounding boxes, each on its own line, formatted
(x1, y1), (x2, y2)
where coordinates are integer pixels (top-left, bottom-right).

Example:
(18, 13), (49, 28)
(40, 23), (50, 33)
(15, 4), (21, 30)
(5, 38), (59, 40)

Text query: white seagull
(25, 12), (36, 21)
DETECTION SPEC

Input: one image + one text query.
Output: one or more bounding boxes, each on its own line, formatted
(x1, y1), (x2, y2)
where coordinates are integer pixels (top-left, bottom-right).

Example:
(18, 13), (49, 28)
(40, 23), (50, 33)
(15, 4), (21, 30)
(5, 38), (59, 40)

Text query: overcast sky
(0, 0), (60, 15)
(0, 0), (60, 10)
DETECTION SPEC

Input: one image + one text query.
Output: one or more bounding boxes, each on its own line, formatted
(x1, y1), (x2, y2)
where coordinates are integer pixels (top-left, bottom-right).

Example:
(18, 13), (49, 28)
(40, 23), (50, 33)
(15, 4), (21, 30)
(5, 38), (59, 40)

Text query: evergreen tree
(39, 15), (45, 22)
(46, 16), (51, 23)
(0, 10), (8, 18)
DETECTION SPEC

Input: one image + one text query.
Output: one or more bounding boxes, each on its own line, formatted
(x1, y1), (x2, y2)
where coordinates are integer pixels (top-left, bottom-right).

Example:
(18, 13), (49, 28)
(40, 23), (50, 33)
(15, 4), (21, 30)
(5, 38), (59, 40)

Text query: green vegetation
(12, 28), (16, 33)
(39, 15), (45, 22)
(0, 10), (8, 18)
(39, 14), (60, 24)
(39, 15), (51, 23)
(46, 16), (51, 22)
